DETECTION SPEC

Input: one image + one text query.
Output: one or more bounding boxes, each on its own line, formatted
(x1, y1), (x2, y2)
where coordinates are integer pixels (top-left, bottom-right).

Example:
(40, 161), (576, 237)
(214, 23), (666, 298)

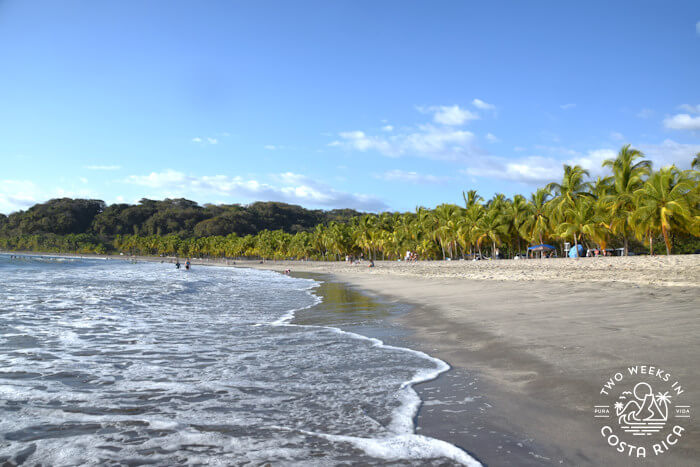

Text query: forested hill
(0, 198), (364, 238)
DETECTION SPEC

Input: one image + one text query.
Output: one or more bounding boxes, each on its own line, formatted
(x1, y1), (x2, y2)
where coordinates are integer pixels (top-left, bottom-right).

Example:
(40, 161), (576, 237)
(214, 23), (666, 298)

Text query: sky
(1, 0), (699, 214)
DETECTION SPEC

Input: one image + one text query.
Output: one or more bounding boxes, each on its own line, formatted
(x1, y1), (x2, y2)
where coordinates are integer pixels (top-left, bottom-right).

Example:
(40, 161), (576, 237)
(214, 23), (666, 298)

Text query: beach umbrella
(527, 244), (555, 252)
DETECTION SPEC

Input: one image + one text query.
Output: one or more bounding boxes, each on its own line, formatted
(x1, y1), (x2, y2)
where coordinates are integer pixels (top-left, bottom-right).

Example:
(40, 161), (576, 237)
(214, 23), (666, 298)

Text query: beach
(240, 256), (700, 466)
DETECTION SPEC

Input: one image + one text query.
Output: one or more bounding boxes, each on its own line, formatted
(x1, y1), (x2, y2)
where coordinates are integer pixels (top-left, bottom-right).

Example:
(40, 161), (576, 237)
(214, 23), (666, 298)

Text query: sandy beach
(239, 256), (700, 466)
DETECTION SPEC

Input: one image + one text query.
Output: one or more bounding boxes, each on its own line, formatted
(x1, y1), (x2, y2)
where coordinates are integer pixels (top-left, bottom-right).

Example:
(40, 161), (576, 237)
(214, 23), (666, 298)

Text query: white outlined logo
(594, 365), (691, 458)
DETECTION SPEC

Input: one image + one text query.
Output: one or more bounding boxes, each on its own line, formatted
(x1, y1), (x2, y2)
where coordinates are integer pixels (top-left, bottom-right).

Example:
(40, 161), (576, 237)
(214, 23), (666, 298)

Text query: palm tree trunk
(574, 234), (579, 259)
(649, 233), (654, 256)
(623, 235), (629, 256)
(662, 226), (671, 255)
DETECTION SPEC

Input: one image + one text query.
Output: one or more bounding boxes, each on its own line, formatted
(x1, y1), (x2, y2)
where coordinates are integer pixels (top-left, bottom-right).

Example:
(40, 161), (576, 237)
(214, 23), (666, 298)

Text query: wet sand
(243, 257), (700, 466)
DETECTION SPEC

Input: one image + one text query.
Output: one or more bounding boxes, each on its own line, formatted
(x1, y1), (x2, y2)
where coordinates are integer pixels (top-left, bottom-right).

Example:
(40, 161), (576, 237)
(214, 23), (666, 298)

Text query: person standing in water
(175, 259), (181, 269)
(185, 259), (191, 270)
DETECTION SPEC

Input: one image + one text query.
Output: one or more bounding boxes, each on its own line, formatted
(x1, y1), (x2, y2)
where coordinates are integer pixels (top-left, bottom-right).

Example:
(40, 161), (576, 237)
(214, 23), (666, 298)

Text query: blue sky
(1, 0), (699, 214)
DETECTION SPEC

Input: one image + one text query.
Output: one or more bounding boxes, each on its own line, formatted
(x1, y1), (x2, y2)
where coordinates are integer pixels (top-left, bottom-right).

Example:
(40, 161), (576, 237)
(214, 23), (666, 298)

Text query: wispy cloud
(123, 170), (387, 211)
(485, 133), (499, 143)
(420, 105), (479, 126)
(376, 169), (450, 184)
(560, 103), (576, 110)
(329, 106), (483, 161)
(472, 98), (496, 111)
(610, 132), (625, 141)
(381, 125), (394, 132)
(0, 181), (96, 214)
(330, 125), (478, 161)
(696, 20), (700, 35)
(636, 108), (654, 119)
(463, 139), (700, 185)
(0, 180), (39, 213)
(84, 165), (121, 171)
(678, 104), (700, 114)
(192, 136), (218, 145)
(637, 139), (700, 168)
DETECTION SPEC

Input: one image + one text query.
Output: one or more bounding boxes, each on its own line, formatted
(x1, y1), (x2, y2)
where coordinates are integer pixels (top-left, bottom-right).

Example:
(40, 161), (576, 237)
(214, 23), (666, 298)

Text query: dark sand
(323, 275), (700, 466)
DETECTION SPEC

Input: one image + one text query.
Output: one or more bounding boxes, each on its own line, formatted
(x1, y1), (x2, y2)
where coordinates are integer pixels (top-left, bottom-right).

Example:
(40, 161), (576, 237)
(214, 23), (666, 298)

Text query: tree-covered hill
(0, 198), (364, 238)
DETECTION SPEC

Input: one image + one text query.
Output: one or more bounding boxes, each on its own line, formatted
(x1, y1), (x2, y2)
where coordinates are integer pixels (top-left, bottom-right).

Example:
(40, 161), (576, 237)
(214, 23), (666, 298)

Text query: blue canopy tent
(568, 244), (584, 258)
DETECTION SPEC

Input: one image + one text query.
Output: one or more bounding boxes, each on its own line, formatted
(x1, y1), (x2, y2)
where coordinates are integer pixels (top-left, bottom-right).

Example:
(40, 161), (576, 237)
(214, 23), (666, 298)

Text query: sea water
(0, 254), (479, 466)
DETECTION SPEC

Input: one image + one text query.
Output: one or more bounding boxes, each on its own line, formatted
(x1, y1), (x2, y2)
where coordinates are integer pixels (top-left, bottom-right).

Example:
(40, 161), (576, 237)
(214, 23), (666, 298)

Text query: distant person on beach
(368, 259), (374, 268)
(175, 260), (181, 269)
(185, 260), (191, 270)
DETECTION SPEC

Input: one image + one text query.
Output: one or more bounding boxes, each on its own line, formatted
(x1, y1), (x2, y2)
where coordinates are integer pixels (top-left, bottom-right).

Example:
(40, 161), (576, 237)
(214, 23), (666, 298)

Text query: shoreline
(241, 258), (700, 466)
(3, 251), (697, 288)
(5, 252), (699, 465)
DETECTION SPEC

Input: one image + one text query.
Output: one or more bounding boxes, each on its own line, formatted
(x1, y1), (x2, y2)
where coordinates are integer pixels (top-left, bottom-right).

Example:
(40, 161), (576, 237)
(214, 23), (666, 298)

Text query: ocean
(0, 254), (478, 466)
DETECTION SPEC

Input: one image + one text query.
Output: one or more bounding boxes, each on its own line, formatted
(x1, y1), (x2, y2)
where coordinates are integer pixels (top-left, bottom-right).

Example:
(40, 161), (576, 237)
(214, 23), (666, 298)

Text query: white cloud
(382, 125), (394, 132)
(560, 103), (576, 110)
(377, 169), (449, 184)
(678, 104), (700, 114)
(264, 145), (277, 150)
(0, 180), (102, 214)
(636, 108), (654, 119)
(472, 98), (496, 111)
(463, 139), (700, 185)
(663, 113), (700, 131)
(123, 170), (387, 211)
(637, 139), (700, 169)
(330, 125), (478, 161)
(485, 133), (499, 143)
(192, 136), (218, 145)
(84, 165), (121, 171)
(696, 20), (700, 35)
(610, 132), (625, 141)
(462, 155), (558, 185)
(422, 105), (479, 126)
(0, 180), (40, 214)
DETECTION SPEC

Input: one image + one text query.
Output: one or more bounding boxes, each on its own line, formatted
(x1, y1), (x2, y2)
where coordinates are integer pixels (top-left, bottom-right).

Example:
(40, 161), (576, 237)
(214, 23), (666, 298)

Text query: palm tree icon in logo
(615, 382), (671, 435)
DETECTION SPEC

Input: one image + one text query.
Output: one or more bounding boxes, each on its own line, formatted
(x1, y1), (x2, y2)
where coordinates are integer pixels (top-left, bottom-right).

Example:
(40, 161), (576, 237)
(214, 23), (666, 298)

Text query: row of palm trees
(103, 146), (698, 260)
(6, 146), (694, 258)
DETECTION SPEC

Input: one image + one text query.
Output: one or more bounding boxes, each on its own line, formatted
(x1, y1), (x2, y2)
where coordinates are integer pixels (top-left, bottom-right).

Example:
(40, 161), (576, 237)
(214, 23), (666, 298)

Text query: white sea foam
(0, 256), (479, 465)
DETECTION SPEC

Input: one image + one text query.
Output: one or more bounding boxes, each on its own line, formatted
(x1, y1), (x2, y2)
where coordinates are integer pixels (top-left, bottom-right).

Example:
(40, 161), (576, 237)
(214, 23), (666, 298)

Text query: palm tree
(503, 194), (529, 256)
(520, 188), (552, 247)
(460, 203), (484, 257)
(462, 190), (482, 209)
(547, 164), (592, 217)
(558, 197), (607, 255)
(602, 145), (652, 255)
(431, 204), (461, 259)
(633, 167), (697, 255)
(476, 203), (508, 258)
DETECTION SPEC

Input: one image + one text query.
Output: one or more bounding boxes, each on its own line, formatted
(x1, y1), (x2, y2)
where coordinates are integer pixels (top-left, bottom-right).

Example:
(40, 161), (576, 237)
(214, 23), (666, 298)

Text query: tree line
(1, 146), (698, 259)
